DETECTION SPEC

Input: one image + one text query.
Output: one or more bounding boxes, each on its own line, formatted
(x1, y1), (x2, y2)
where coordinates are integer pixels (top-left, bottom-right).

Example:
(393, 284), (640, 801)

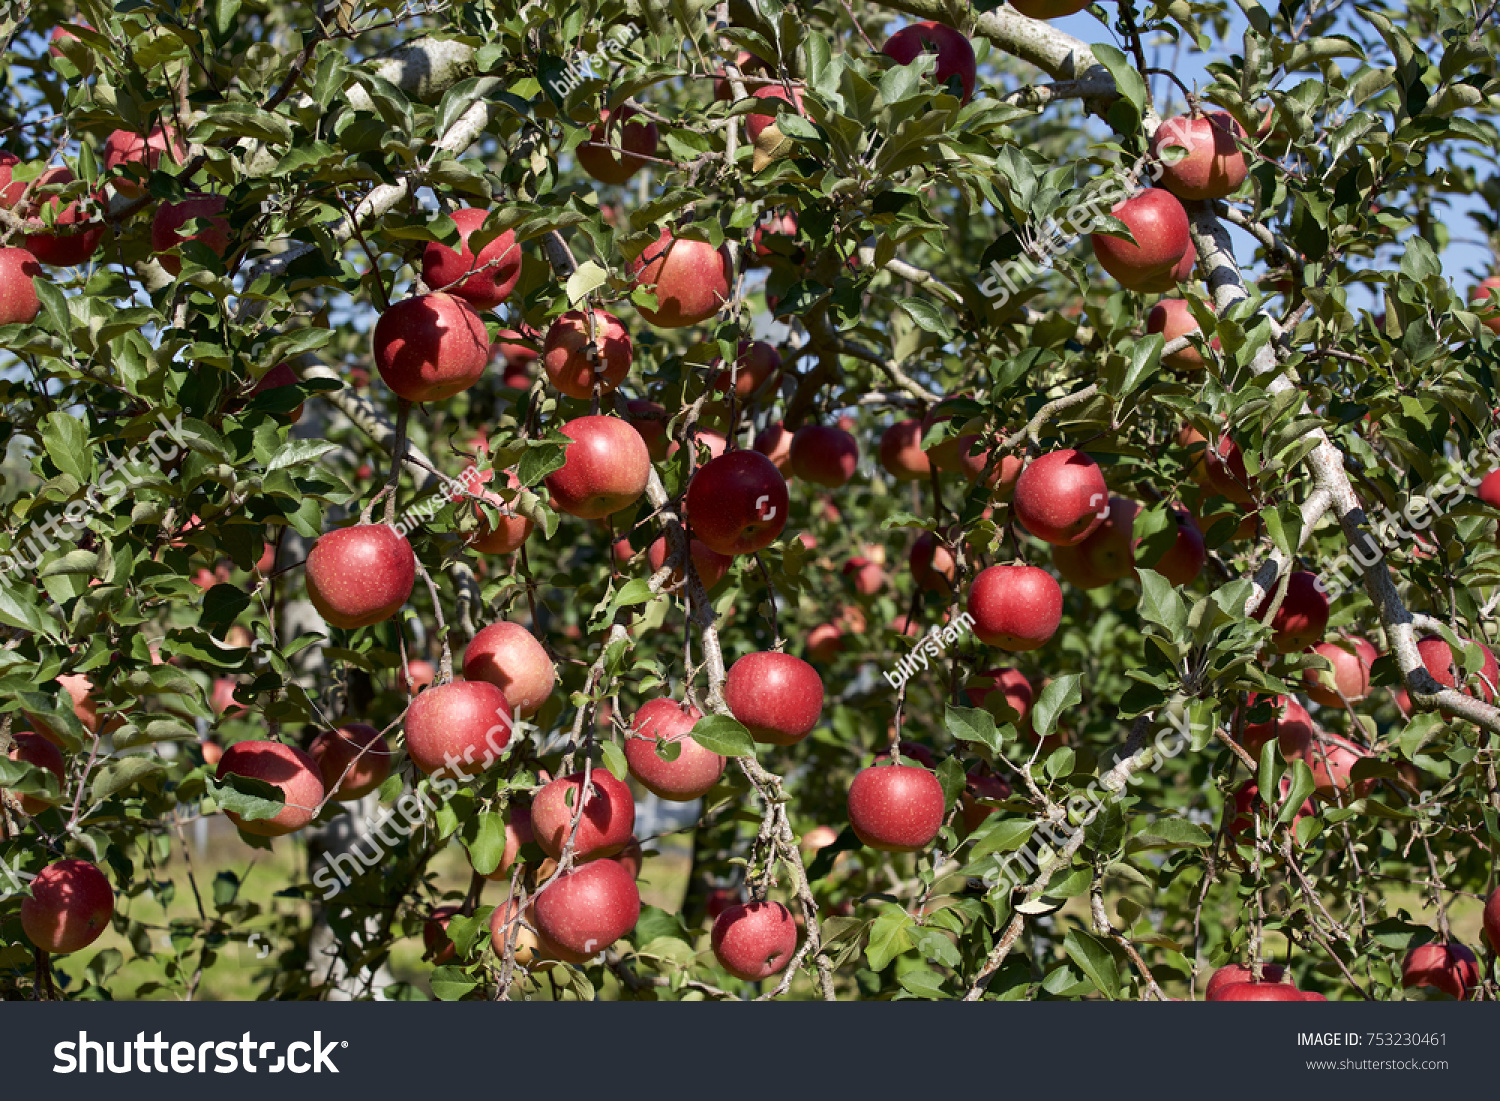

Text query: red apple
(3, 166), (104, 266)
(1228, 779), (1314, 838)
(1483, 888), (1499, 953)
(1303, 732), (1369, 801)
(628, 226), (733, 329)
(960, 770), (1012, 834)
(712, 901), (798, 981)
(422, 905), (461, 964)
(1470, 277), (1500, 335)
(20, 859), (113, 954)
(647, 536), (733, 589)
(880, 419), (932, 481)
(215, 739), (325, 837)
(684, 449), (789, 555)
(532, 858), (640, 961)
(1205, 963), (1286, 999)
(403, 679), (514, 778)
(1417, 635), (1500, 709)
(711, 339), (782, 399)
(576, 106), (659, 186)
(745, 83), (806, 144)
(1147, 298), (1212, 371)
(1402, 942), (1480, 1000)
(1239, 694), (1314, 759)
(965, 667), (1035, 732)
(531, 769), (636, 860)
(469, 467), (534, 555)
(1478, 469), (1500, 507)
(151, 193), (230, 275)
(1303, 637), (1377, 707)
(713, 49), (768, 100)
(7, 732), (65, 816)
(843, 556), (885, 595)
(790, 424), (859, 488)
(545, 414), (651, 519)
(372, 292), (490, 402)
(1253, 570), (1328, 652)
(847, 763), (945, 852)
(1068, 496), (1137, 583)
(487, 897), (545, 964)
(626, 399), (671, 461)
(305, 523), (416, 630)
(308, 723), (392, 802)
(753, 422), (794, 473)
(102, 124), (186, 197)
(24, 672), (103, 744)
(1147, 508), (1207, 587)
(406, 659), (436, 693)
(1151, 113), (1249, 201)
(724, 652), (824, 745)
(0, 246), (42, 326)
(806, 622), (844, 662)
(749, 210), (800, 263)
(1209, 980), (1302, 1001)
(1178, 423), (1255, 504)
(461, 621), (556, 718)
(1091, 188), (1191, 292)
(881, 20), (976, 102)
(421, 207), (522, 310)
(477, 805), (534, 881)
(968, 564), (1063, 651)
(1012, 449), (1109, 546)
(909, 531), (957, 591)
(542, 308), (632, 399)
(624, 698), (724, 801)
(245, 363), (305, 422)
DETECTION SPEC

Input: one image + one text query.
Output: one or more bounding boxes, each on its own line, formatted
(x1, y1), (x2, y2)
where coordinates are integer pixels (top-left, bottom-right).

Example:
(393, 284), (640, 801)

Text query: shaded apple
(881, 20), (976, 102)
(967, 564), (1063, 650)
(403, 679), (513, 778)
(790, 424), (859, 488)
(20, 859), (113, 954)
(624, 698), (723, 801)
(576, 106), (659, 186)
(308, 723), (392, 802)
(713, 900), (798, 981)
(724, 651), (823, 745)
(372, 292), (490, 402)
(685, 449), (789, 555)
(215, 739), (326, 837)
(542, 308), (632, 399)
(544, 414), (651, 519)
(305, 523), (416, 630)
(421, 207), (522, 310)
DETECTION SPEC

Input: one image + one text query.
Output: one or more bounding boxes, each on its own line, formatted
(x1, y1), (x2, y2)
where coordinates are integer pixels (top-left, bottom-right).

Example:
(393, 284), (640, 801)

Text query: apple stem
(384, 399), (412, 525)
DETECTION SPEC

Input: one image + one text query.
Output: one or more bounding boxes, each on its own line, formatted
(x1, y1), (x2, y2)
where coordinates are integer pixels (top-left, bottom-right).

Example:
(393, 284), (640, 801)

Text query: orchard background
(3, 0), (1500, 1002)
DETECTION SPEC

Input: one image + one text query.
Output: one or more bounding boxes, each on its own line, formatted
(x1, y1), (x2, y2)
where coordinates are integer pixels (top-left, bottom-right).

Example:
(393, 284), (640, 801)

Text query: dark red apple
(308, 723), (392, 802)
(542, 308), (632, 399)
(712, 901), (798, 981)
(960, 770), (1012, 834)
(628, 226), (733, 329)
(1483, 888), (1499, 953)
(745, 83), (806, 144)
(102, 124), (186, 197)
(843, 555), (885, 595)
(532, 858), (640, 961)
(1205, 962), (1286, 1000)
(1091, 188), (1191, 292)
(403, 679), (514, 778)
(1012, 449), (1109, 546)
(880, 419), (931, 481)
(1239, 694), (1314, 759)
(1304, 732), (1368, 801)
(1253, 570), (1328, 652)
(1148, 298), (1212, 371)
(909, 532), (956, 591)
(3, 166), (104, 266)
(967, 564), (1063, 650)
(847, 763), (945, 852)
(1209, 981), (1303, 1001)
(647, 536), (733, 589)
(625, 698), (724, 801)
(305, 523), (416, 630)
(881, 20), (976, 102)
(753, 422), (794, 473)
(20, 859), (113, 954)
(1148, 508), (1207, 587)
(576, 106), (659, 186)
(626, 399), (671, 461)
(215, 739), (326, 837)
(544, 414), (652, 519)
(531, 769), (636, 860)
(423, 905), (460, 965)
(372, 292), (490, 402)
(245, 363), (305, 422)
(1227, 779), (1313, 838)
(684, 449), (789, 556)
(724, 652), (823, 745)
(1402, 942), (1480, 1000)
(1416, 635), (1500, 709)
(790, 424), (859, 488)
(151, 193), (230, 275)
(711, 339), (782, 399)
(965, 667), (1035, 733)
(421, 207), (522, 310)
(469, 467), (534, 555)
(461, 621), (556, 718)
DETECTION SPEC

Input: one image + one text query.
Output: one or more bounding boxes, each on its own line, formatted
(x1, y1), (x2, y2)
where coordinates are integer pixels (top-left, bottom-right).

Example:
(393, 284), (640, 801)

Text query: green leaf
(34, 278), (71, 342)
(206, 771), (286, 823)
(1120, 334), (1163, 395)
(42, 411), (92, 484)
(429, 965), (479, 1001)
(1258, 734), (1285, 805)
(601, 740), (629, 783)
(865, 903), (915, 971)
(465, 812), (507, 876)
(1032, 675), (1082, 742)
(898, 297), (954, 341)
(1278, 760), (1316, 825)
(944, 704), (1000, 753)
(936, 756), (965, 811)
(897, 967), (947, 999)
(1130, 817), (1212, 850)
(1092, 44), (1146, 113)
(690, 714), (755, 757)
(565, 260), (608, 306)
(1063, 929), (1120, 1000)
(90, 757), (164, 803)
(1137, 569), (1186, 635)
